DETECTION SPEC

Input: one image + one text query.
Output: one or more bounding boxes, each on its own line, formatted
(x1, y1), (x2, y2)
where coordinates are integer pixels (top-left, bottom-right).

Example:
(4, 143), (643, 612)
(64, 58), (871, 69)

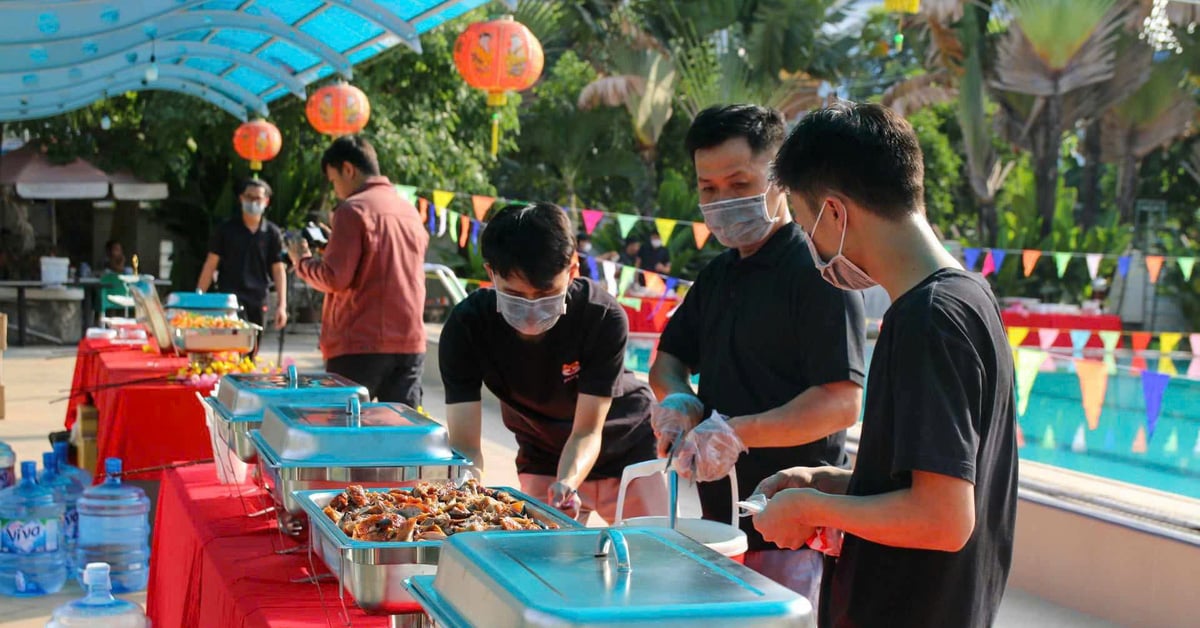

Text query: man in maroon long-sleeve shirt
(288, 136), (429, 407)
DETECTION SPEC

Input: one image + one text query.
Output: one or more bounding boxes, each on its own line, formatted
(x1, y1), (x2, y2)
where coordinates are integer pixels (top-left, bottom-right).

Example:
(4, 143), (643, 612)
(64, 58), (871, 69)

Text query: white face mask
(699, 193), (778, 249)
(242, 200), (265, 217)
(496, 289), (568, 336)
(804, 203), (877, 291)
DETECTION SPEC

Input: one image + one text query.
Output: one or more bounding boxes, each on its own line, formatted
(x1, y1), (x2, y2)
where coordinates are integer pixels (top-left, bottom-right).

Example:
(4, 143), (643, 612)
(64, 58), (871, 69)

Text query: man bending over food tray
(438, 202), (667, 524)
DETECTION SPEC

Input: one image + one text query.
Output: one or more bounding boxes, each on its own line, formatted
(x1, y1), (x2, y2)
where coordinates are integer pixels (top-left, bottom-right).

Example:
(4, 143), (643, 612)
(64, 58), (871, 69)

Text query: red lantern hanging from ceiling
(306, 82), (371, 136)
(453, 16), (544, 156)
(232, 119), (282, 171)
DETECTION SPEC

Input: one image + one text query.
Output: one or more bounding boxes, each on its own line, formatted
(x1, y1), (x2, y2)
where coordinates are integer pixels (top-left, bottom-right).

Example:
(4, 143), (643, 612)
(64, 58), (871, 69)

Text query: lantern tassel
(250, 160), (262, 171)
(491, 112), (500, 158)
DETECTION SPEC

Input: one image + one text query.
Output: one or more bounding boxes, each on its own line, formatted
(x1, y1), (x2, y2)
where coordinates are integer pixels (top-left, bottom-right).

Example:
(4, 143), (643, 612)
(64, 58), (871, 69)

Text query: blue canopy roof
(0, 0), (513, 122)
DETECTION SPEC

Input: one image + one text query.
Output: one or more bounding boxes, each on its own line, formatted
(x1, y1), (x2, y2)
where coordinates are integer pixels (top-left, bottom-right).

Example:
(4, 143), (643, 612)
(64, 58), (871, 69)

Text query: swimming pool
(625, 336), (1200, 500)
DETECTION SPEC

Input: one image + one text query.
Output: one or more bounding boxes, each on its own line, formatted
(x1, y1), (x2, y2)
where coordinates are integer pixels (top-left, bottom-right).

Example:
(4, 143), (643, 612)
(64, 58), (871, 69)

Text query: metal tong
(663, 431), (687, 530)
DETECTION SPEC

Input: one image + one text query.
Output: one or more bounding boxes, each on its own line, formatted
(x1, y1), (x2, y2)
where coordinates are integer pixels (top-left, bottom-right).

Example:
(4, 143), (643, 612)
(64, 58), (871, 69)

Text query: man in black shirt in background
(197, 178), (288, 333)
(649, 105), (866, 605)
(755, 102), (1017, 628)
(439, 203), (665, 523)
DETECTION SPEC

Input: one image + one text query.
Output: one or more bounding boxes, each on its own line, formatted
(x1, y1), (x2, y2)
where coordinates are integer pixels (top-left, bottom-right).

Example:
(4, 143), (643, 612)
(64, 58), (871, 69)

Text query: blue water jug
(0, 442), (14, 489)
(53, 441), (93, 488)
(0, 461), (67, 596)
(47, 562), (149, 627)
(75, 458), (150, 593)
(40, 452), (83, 577)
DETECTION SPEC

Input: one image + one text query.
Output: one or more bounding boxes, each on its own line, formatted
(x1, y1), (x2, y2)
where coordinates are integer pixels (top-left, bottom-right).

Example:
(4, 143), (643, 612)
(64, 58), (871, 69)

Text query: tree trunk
(637, 145), (658, 215)
(1032, 95), (1063, 239)
(1078, 119), (1103, 228)
(979, 200), (998, 247)
(1116, 150), (1139, 223)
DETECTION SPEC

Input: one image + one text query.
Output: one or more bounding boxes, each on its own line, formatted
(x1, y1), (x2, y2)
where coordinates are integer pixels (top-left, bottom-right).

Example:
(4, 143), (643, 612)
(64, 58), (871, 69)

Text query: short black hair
(320, 135), (380, 176)
(772, 102), (924, 219)
(684, 104), (786, 160)
(480, 202), (575, 290)
(104, 239), (121, 254)
(576, 232), (591, 243)
(236, 177), (272, 197)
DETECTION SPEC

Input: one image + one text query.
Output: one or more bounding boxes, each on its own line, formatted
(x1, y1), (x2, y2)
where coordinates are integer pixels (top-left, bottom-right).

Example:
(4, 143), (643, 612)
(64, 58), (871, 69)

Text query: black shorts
(326, 353), (425, 409)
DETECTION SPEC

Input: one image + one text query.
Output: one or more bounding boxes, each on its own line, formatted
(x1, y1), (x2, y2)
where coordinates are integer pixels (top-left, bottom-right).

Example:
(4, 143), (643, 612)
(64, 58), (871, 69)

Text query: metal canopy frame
(0, 0), (516, 122)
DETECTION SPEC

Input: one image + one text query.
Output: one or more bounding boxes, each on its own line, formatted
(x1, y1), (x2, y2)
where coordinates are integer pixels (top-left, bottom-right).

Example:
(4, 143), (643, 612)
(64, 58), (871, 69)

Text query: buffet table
(621, 295), (678, 334)
(1001, 311), (1122, 349)
(64, 336), (145, 430)
(147, 463), (391, 628)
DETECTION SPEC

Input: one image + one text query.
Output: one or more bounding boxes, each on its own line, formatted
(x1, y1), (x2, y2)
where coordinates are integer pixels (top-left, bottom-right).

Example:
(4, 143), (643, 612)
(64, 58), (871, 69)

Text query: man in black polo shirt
(649, 105), (866, 603)
(197, 178), (287, 333)
(439, 203), (665, 523)
(754, 102), (1016, 628)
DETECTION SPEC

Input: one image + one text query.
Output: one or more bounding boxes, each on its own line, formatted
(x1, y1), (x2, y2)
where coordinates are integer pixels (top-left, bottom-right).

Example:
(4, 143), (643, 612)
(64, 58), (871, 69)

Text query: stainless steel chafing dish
(208, 366), (369, 462)
(406, 527), (814, 627)
(295, 487), (581, 615)
(126, 276), (171, 349)
(250, 398), (472, 534)
(172, 324), (262, 354)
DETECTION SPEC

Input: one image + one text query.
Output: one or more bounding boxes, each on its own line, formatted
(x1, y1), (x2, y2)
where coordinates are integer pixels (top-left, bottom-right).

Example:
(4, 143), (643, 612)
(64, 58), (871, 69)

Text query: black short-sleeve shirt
(208, 217), (284, 307)
(657, 222), (867, 550)
(820, 268), (1017, 628)
(439, 278), (656, 478)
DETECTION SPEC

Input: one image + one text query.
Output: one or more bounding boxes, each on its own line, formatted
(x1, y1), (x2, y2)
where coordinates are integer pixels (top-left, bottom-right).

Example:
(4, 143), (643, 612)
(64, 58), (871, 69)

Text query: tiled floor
(0, 331), (1124, 627)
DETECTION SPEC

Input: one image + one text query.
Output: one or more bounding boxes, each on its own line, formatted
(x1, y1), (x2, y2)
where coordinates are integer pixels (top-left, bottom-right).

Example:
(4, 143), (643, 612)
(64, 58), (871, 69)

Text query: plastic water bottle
(40, 453), (83, 576)
(53, 441), (93, 488)
(0, 442), (15, 489)
(47, 562), (149, 627)
(75, 458), (150, 593)
(0, 461), (67, 596)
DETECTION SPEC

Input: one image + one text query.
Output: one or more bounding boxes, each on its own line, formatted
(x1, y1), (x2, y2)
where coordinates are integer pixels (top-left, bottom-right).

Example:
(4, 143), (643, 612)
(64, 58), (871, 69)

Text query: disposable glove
(673, 411), (747, 482)
(650, 393), (705, 458)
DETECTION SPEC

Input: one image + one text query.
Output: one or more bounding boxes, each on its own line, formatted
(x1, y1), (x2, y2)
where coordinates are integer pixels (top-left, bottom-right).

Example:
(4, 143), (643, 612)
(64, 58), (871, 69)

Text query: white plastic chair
(613, 459), (737, 525)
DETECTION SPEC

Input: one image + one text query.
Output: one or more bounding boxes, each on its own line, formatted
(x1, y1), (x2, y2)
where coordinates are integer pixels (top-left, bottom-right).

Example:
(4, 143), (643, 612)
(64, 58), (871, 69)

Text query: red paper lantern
(453, 16), (544, 107)
(306, 82), (371, 136)
(232, 119), (281, 171)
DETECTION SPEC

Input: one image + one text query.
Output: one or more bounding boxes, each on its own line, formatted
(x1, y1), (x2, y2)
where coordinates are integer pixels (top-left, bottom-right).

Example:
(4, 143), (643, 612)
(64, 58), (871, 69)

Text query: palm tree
(990, 0), (1133, 237)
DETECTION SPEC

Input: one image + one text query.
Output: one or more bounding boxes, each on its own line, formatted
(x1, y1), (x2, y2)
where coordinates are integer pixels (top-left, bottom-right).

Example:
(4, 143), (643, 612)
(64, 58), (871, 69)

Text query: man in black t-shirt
(756, 102), (1017, 628)
(197, 178), (287, 333)
(649, 105), (866, 604)
(439, 203), (665, 524)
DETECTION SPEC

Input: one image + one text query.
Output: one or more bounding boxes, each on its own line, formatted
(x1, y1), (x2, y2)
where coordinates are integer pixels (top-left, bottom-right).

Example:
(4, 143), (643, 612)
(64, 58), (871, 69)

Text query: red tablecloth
(621, 295), (679, 333)
(64, 338), (145, 430)
(1001, 311), (1123, 349)
(147, 464), (391, 628)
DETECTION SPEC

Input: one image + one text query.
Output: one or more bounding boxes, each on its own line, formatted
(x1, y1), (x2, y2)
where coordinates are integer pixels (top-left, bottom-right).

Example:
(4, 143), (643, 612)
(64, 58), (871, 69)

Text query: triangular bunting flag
(436, 207), (448, 237)
(654, 218), (678, 243)
(472, 195), (495, 221)
(581, 209), (605, 234)
(1104, 354), (1117, 375)
(663, 276), (678, 296)
(692, 222), (711, 249)
(600, 261), (618, 296)
(1157, 357), (1178, 376)
(1085, 253), (1102, 280)
(1042, 425), (1056, 449)
(1141, 371), (1169, 439)
(618, 266), (637, 295)
(432, 189), (455, 212)
(460, 215), (472, 248)
(448, 212), (459, 240)
(418, 197), (429, 224)
(1071, 424), (1087, 453)
(644, 271), (667, 295)
(586, 256), (599, 281)
(1007, 327), (1029, 349)
(618, 297), (643, 309)
(1131, 355), (1148, 373)
(963, 247), (980, 271)
(1189, 357), (1200, 379)
(470, 220), (480, 247)
(1131, 331), (1152, 353)
(1022, 250), (1041, 277)
(394, 184), (417, 205)
(1178, 257), (1195, 281)
(1117, 255), (1131, 278)
(1159, 332), (1182, 355)
(1038, 328), (1059, 350)
(615, 214), (639, 238)
(1145, 255), (1164, 284)
(980, 250), (996, 277)
(1015, 349), (1048, 416)
(991, 249), (1006, 271)
(1131, 426), (1148, 453)
(1163, 428), (1179, 454)
(1099, 330), (1121, 353)
(1074, 359), (1108, 430)
(1054, 252), (1072, 278)
(1069, 330), (1092, 356)
(1191, 333), (1200, 356)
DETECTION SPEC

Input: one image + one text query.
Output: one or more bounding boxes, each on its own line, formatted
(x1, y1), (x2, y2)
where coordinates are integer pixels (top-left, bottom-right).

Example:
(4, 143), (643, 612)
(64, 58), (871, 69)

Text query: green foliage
(908, 105), (964, 230)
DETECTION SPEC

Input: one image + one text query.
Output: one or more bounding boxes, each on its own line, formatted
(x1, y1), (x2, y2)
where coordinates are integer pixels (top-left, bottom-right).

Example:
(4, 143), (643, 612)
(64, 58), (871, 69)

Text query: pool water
(625, 338), (1200, 500)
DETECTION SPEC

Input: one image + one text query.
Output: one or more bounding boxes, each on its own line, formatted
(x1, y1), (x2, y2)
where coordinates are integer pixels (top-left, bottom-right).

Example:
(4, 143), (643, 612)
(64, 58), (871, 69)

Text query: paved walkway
(0, 332), (1121, 626)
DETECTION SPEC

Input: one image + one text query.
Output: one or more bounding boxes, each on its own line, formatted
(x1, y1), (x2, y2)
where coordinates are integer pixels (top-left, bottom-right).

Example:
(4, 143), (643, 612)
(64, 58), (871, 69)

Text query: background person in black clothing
(755, 102), (1017, 628)
(439, 203), (666, 523)
(648, 105), (866, 604)
(197, 178), (288, 333)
